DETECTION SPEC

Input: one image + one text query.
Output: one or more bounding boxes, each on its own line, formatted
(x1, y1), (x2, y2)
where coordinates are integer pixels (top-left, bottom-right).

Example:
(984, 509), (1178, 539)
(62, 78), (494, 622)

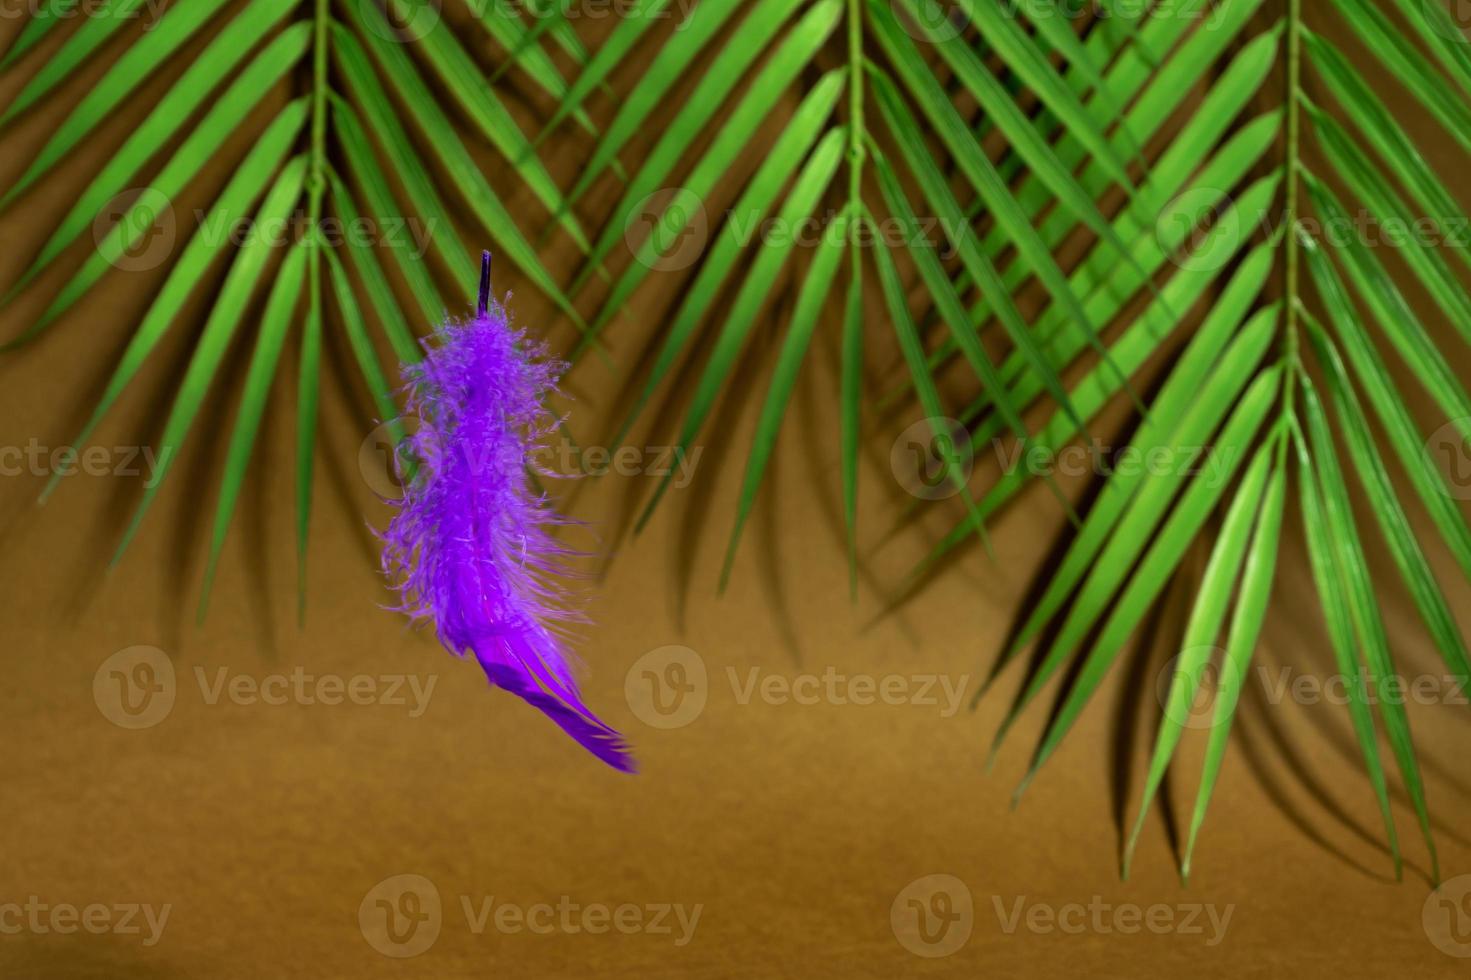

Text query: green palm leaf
(555, 0), (1471, 880)
(3, 0), (591, 614)
(578, 0), (1146, 549)
(936, 0), (1470, 880)
(7, 0), (1471, 883)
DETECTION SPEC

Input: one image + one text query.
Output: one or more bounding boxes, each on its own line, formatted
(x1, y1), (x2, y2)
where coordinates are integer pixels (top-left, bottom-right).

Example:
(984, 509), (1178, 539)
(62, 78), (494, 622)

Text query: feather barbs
(380, 253), (634, 772)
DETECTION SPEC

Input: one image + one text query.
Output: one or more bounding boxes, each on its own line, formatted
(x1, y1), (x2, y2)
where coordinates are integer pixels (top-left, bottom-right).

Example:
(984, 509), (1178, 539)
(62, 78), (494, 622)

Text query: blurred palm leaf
(559, 0), (1471, 881)
(1, 0), (592, 617)
(6, 0), (1471, 881)
(556, 0), (1173, 581)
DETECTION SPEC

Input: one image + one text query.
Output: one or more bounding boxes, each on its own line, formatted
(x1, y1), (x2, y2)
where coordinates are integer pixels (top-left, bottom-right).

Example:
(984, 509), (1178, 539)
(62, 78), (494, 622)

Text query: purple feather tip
(380, 281), (634, 772)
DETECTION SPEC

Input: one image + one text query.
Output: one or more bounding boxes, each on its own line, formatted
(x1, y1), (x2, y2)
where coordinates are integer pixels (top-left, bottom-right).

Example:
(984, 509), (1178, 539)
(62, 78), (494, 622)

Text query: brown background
(1, 1), (1469, 976)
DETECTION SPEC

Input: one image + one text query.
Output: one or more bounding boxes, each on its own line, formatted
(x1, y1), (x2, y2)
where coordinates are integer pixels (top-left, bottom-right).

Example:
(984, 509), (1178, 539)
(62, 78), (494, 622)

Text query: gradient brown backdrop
(1, 1), (1469, 976)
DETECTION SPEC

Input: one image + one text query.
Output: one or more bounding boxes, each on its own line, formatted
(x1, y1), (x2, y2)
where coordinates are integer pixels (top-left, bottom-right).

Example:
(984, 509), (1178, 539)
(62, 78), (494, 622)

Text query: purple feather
(380, 253), (634, 772)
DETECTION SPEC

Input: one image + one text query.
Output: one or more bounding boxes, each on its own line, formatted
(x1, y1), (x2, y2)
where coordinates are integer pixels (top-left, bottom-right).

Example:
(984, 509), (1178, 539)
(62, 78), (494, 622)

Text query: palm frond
(2, 0), (589, 614)
(564, 0), (1471, 880)
(6, 0), (1471, 881)
(560, 0), (1147, 582)
(969, 0), (1471, 881)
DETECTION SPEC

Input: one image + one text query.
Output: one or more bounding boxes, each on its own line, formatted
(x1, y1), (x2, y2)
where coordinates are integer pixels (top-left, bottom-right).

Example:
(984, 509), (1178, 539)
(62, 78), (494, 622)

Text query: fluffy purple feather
(380, 259), (634, 772)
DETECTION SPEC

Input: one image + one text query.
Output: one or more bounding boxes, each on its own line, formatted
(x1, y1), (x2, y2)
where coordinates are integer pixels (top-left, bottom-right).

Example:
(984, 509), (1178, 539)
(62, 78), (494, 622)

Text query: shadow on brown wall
(0, 2), (1469, 976)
